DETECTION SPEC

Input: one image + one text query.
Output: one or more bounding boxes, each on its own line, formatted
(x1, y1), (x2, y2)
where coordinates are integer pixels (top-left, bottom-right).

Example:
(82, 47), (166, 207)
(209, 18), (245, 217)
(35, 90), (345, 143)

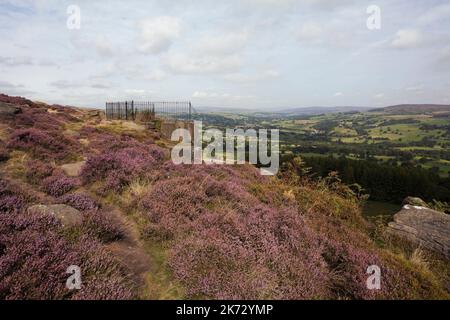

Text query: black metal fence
(105, 101), (192, 121)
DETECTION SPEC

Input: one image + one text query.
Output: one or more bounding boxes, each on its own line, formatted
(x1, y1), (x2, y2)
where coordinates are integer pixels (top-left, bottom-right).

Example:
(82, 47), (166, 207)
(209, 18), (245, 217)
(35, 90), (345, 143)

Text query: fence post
(189, 102), (192, 120)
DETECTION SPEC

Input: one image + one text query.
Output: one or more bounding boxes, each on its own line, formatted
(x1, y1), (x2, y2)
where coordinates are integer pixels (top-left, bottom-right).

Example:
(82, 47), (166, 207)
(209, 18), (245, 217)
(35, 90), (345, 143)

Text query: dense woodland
(296, 155), (450, 203)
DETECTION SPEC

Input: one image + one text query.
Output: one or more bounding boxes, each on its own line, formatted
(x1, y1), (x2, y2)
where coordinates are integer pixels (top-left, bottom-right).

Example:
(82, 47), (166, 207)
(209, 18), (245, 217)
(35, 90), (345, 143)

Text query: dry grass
(2, 151), (30, 178)
(121, 178), (153, 207)
(410, 248), (430, 271)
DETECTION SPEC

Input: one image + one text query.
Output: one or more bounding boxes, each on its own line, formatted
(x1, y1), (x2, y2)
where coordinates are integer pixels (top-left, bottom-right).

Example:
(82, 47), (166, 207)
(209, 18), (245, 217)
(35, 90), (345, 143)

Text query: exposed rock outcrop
(0, 102), (21, 117)
(61, 160), (86, 177)
(388, 204), (450, 259)
(402, 196), (428, 208)
(27, 204), (83, 227)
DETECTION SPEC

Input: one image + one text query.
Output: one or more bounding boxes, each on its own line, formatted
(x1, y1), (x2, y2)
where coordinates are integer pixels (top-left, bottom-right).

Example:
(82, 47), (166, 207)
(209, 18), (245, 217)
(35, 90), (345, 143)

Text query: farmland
(196, 105), (450, 178)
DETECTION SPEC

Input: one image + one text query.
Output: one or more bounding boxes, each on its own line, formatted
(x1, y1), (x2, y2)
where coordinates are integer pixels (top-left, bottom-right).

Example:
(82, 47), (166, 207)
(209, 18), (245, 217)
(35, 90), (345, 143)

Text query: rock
(0, 102), (21, 116)
(60, 161), (86, 177)
(402, 196), (428, 208)
(388, 205), (450, 259)
(27, 204), (83, 227)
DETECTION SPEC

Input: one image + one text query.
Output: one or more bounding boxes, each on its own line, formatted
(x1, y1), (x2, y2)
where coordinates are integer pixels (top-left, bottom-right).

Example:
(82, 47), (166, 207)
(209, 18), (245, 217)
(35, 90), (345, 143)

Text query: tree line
(285, 155), (450, 203)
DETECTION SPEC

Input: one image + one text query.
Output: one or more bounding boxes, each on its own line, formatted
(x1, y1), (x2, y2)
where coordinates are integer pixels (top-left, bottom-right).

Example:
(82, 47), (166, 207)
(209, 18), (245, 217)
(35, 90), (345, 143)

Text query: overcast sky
(1, 0), (450, 109)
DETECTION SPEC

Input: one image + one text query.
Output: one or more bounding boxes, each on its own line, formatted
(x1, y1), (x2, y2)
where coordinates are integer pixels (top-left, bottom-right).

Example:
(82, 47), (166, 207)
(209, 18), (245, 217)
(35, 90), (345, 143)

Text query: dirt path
(103, 207), (155, 298)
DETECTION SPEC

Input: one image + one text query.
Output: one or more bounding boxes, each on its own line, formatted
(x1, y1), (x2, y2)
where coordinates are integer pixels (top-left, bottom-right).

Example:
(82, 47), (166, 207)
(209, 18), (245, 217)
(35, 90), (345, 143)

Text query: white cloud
(222, 70), (280, 83)
(95, 36), (114, 57)
(0, 56), (33, 66)
(296, 22), (323, 43)
(144, 69), (167, 81)
(166, 53), (242, 75)
(391, 29), (423, 49)
(195, 32), (250, 55)
(405, 85), (424, 93)
(192, 90), (255, 101)
(50, 80), (83, 89)
(125, 89), (146, 94)
(419, 4), (450, 25)
(0, 80), (34, 96)
(138, 16), (182, 54)
(334, 92), (343, 97)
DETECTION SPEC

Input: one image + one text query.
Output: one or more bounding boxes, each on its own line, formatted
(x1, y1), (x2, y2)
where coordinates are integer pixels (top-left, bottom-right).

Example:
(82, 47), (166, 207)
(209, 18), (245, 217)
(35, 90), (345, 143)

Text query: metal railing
(105, 101), (192, 121)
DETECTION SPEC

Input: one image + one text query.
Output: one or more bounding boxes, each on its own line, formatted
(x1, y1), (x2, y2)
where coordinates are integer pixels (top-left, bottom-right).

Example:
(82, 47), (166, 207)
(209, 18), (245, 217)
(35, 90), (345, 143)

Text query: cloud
(334, 92), (343, 97)
(195, 32), (250, 55)
(166, 53), (242, 75)
(164, 30), (250, 75)
(222, 70), (280, 83)
(303, 0), (354, 9)
(405, 85), (424, 93)
(138, 16), (182, 54)
(391, 29), (423, 49)
(192, 90), (255, 101)
(419, 4), (450, 25)
(125, 89), (146, 94)
(50, 80), (83, 89)
(296, 22), (323, 43)
(91, 83), (111, 89)
(95, 36), (114, 57)
(144, 69), (167, 81)
(295, 21), (350, 47)
(0, 80), (34, 96)
(0, 56), (33, 66)
(435, 46), (450, 70)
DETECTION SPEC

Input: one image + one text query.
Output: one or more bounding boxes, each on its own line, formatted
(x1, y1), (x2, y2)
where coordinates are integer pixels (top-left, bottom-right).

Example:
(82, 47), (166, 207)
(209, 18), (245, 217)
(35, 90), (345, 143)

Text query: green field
(196, 106), (450, 178)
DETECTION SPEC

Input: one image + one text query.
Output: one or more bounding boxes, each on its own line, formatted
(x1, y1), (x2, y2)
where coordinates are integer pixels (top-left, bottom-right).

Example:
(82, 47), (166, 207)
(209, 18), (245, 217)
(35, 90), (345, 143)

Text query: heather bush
(81, 145), (162, 193)
(0, 213), (78, 299)
(168, 205), (332, 299)
(0, 179), (27, 214)
(13, 107), (63, 131)
(59, 192), (99, 211)
(0, 213), (134, 300)
(81, 210), (125, 243)
(79, 125), (98, 137)
(0, 93), (34, 106)
(7, 128), (78, 161)
(42, 173), (77, 197)
(136, 166), (335, 299)
(25, 160), (54, 185)
(0, 142), (9, 162)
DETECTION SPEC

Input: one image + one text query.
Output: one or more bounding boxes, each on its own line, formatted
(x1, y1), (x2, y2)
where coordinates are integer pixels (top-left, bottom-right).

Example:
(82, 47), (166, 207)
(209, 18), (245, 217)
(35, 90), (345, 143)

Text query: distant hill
(370, 104), (450, 114)
(276, 106), (370, 116)
(195, 106), (371, 116)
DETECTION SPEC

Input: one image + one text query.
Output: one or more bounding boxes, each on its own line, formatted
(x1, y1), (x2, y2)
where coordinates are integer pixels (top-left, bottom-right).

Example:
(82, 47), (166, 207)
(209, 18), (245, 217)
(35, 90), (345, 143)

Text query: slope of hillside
(370, 104), (450, 114)
(0, 94), (449, 300)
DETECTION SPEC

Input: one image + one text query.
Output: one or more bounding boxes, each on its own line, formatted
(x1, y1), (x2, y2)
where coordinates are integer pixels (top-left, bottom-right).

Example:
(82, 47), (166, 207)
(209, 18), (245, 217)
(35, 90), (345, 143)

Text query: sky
(1, 0), (450, 109)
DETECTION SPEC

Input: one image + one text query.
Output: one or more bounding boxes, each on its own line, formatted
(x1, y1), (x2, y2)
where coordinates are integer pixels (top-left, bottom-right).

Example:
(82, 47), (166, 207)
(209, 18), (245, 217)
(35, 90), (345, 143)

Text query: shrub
(0, 179), (26, 214)
(0, 213), (134, 300)
(81, 210), (124, 243)
(0, 142), (9, 162)
(25, 160), (54, 185)
(59, 192), (99, 211)
(42, 174), (77, 197)
(81, 146), (160, 193)
(7, 128), (77, 161)
(168, 205), (332, 299)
